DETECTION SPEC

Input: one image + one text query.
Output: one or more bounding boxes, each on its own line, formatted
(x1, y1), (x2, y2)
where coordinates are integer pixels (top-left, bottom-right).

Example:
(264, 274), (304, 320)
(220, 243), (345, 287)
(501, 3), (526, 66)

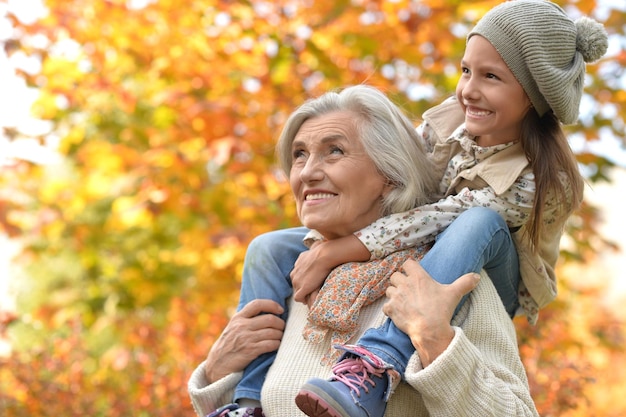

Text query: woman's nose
(299, 155), (324, 183)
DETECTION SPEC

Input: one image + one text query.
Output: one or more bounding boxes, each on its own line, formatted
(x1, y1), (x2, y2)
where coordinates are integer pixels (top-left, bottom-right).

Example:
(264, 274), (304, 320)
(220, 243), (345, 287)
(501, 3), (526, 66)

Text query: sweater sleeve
(403, 274), (539, 417)
(187, 361), (242, 417)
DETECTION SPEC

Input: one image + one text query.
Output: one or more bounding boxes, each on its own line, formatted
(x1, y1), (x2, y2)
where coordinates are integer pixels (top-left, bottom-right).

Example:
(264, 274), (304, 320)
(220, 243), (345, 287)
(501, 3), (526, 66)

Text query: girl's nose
(461, 77), (479, 101)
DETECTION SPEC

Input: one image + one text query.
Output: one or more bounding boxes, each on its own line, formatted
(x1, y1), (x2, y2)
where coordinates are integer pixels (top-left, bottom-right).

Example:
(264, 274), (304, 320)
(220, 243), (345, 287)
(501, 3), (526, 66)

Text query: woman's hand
(383, 259), (480, 367)
(204, 299), (285, 383)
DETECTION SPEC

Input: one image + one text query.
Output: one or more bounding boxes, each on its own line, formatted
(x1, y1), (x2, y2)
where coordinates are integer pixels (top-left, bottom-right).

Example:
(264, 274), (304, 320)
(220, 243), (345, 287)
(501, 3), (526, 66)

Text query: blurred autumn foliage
(0, 0), (625, 416)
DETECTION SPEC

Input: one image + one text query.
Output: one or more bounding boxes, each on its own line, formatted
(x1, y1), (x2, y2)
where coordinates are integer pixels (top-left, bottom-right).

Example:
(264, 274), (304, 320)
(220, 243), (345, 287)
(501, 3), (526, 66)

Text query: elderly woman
(188, 85), (538, 416)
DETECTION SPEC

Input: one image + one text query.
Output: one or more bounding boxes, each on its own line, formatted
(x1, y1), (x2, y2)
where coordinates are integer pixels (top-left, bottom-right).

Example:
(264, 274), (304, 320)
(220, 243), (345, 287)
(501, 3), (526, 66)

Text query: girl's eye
(461, 67), (470, 74)
(486, 73), (500, 80)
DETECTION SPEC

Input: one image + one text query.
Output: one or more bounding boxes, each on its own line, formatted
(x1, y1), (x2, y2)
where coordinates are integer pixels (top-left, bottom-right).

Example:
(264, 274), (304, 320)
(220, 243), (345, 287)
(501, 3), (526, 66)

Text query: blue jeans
(357, 207), (520, 373)
(234, 227), (308, 402)
(233, 207), (519, 400)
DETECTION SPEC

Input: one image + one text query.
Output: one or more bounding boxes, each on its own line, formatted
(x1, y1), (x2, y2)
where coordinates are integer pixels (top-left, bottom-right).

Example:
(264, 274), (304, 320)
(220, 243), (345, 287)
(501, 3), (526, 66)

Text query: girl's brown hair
(520, 110), (584, 250)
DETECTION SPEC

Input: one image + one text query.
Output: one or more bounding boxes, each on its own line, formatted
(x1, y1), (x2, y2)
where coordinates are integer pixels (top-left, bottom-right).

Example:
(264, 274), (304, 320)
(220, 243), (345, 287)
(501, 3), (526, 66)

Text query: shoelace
(216, 408), (235, 417)
(214, 406), (263, 417)
(224, 409), (263, 417)
(331, 356), (385, 397)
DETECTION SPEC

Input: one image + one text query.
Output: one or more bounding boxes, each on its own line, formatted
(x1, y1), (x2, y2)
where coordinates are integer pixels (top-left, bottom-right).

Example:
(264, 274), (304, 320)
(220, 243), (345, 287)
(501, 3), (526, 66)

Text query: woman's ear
(382, 180), (396, 198)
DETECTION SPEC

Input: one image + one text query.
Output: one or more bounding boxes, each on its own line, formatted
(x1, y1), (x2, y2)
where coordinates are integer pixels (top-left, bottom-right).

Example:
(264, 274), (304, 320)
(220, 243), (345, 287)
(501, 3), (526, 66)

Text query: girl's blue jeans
(232, 207), (519, 401)
(233, 227), (309, 401)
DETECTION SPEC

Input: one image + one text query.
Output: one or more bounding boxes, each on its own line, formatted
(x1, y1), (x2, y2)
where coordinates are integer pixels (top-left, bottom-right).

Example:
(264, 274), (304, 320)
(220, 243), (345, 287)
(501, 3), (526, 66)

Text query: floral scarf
(303, 244), (430, 364)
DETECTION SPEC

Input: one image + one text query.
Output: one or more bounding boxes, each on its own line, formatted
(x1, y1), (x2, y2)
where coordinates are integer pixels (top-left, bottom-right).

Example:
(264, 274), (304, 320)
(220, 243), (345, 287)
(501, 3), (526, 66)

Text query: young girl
(205, 1), (608, 416)
(294, 2), (607, 417)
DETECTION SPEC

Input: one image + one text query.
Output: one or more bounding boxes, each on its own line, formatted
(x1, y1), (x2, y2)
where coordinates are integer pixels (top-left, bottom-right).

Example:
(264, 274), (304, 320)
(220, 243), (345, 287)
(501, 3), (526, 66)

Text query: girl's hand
(291, 235), (371, 307)
(291, 241), (332, 307)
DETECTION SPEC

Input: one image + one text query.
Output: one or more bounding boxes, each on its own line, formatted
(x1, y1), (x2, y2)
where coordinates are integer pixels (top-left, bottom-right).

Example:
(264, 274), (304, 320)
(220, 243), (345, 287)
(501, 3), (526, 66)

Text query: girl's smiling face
(289, 111), (392, 240)
(456, 35), (532, 147)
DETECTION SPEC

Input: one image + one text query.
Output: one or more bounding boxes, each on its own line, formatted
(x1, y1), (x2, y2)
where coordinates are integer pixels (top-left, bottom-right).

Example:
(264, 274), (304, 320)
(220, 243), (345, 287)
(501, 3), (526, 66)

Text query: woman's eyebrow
(319, 134), (346, 143)
(292, 134), (346, 148)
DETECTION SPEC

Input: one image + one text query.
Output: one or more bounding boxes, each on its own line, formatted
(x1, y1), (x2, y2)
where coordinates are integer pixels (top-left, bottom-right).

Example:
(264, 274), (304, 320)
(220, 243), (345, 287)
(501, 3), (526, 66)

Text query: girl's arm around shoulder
(357, 174), (535, 260)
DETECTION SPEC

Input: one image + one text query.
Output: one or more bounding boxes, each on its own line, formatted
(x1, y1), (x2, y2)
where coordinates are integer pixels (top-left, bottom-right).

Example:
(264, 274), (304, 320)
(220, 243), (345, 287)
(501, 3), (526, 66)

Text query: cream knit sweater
(188, 272), (539, 416)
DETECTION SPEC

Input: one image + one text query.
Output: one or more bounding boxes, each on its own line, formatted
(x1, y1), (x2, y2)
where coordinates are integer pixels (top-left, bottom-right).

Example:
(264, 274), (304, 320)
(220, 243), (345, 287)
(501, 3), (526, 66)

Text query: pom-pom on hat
(468, 0), (608, 124)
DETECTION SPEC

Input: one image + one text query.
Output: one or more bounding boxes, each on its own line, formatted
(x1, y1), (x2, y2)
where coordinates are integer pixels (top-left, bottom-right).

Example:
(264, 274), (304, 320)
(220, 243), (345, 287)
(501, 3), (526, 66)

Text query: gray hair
(276, 85), (439, 215)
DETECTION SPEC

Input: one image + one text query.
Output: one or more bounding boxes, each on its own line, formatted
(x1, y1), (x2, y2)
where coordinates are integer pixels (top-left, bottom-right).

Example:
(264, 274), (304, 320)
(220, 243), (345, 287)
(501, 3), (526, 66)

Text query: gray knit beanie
(468, 0), (608, 124)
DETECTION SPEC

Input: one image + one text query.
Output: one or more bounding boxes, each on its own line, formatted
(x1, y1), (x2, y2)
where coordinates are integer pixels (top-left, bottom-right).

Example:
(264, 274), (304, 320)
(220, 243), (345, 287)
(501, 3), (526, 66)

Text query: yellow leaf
(111, 196), (151, 228)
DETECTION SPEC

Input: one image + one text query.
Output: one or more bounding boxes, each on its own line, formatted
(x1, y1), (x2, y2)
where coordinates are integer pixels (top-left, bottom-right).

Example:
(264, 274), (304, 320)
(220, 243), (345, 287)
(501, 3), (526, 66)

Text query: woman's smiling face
(289, 111), (392, 240)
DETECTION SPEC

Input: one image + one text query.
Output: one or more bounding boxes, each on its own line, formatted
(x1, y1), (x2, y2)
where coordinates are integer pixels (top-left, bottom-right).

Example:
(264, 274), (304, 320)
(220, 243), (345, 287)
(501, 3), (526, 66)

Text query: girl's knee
(247, 227), (308, 259)
(249, 229), (289, 256)
(441, 207), (507, 241)
(460, 207), (505, 227)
